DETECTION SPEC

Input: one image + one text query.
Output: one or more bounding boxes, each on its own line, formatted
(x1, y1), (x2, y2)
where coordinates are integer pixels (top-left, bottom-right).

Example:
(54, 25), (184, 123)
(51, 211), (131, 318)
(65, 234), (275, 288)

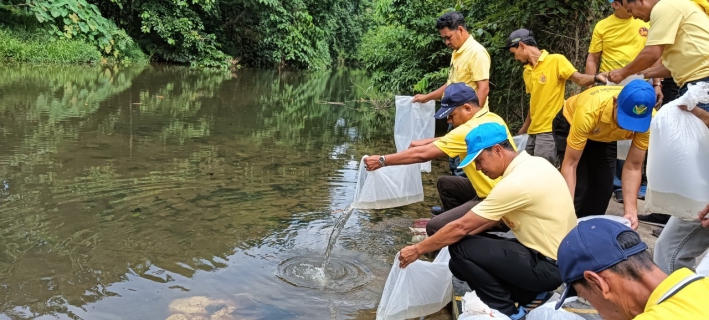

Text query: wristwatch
(378, 156), (387, 167)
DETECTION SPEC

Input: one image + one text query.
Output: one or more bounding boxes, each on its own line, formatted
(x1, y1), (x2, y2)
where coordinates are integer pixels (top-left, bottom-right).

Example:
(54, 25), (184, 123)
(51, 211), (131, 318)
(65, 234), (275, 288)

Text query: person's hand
(412, 94), (429, 103)
(364, 155), (383, 171)
(594, 73), (608, 84)
(697, 204), (709, 228)
(398, 245), (422, 268)
(654, 85), (664, 109)
(409, 139), (426, 149)
(518, 126), (528, 135)
(608, 69), (627, 84)
(623, 211), (639, 230)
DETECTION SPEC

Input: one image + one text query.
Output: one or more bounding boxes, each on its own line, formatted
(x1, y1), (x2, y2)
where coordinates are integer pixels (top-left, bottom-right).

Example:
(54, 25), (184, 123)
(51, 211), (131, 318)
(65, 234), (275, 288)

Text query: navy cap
(616, 79), (656, 132)
(506, 29), (537, 48)
(554, 219), (648, 310)
(457, 123), (508, 169)
(436, 82), (479, 119)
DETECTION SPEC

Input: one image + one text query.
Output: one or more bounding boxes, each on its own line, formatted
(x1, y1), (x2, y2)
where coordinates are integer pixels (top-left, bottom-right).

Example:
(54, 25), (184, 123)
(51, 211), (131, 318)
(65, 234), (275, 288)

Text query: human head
(556, 219), (658, 320)
(614, 79), (656, 132)
(610, 0), (631, 18)
(506, 29), (538, 65)
(437, 82), (481, 127)
(620, 0), (658, 22)
(457, 123), (515, 179)
(436, 11), (470, 50)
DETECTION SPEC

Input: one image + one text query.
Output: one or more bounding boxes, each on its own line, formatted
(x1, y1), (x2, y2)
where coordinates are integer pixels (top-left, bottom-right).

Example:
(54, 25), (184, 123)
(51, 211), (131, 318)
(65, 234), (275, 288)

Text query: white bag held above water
(512, 134), (528, 151)
(394, 96), (436, 173)
(646, 82), (709, 220)
(352, 156), (424, 209)
(376, 247), (453, 320)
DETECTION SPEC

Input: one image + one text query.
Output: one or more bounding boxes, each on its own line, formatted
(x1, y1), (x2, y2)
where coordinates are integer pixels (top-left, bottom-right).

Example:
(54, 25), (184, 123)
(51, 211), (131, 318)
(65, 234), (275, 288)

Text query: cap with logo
(616, 79), (656, 132)
(435, 82), (479, 119)
(457, 122), (508, 169)
(554, 218), (648, 310)
(505, 28), (537, 48)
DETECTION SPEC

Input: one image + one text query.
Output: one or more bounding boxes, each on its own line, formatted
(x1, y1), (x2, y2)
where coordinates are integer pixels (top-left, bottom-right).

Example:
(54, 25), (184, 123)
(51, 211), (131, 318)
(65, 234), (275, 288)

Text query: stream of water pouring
(321, 204), (356, 269)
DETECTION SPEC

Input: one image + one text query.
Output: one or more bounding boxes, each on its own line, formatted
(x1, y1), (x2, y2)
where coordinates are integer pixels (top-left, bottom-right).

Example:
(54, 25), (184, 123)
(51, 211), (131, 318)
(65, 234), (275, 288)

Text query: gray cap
(506, 29), (537, 48)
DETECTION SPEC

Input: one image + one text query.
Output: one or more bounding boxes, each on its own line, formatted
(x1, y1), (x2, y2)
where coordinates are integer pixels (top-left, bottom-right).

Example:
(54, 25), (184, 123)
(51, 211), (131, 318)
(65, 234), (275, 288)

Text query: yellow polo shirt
(589, 15), (649, 72)
(523, 50), (578, 134)
(473, 152), (576, 260)
(562, 86), (650, 151)
(635, 268), (709, 319)
(433, 110), (515, 198)
(447, 35), (491, 109)
(646, 0), (709, 87)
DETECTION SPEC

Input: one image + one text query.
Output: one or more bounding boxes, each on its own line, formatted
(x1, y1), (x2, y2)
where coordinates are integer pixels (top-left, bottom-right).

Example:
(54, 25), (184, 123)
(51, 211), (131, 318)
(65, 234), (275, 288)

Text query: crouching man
(397, 122), (576, 319)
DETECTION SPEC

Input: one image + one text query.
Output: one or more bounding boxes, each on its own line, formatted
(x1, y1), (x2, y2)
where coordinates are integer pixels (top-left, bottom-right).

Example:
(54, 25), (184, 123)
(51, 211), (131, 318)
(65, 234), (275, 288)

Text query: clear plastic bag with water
(394, 96), (436, 172)
(646, 82), (709, 220)
(512, 134), (528, 151)
(352, 156), (424, 209)
(376, 247), (453, 320)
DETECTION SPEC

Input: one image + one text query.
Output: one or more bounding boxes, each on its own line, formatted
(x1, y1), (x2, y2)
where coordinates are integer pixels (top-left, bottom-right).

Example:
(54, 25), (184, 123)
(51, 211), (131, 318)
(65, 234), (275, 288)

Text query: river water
(0, 65), (445, 319)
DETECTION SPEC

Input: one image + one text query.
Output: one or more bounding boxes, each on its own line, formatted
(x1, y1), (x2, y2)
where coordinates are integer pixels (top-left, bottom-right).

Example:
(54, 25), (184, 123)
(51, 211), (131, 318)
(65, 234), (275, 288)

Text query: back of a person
(594, 15), (648, 72)
(635, 268), (709, 319)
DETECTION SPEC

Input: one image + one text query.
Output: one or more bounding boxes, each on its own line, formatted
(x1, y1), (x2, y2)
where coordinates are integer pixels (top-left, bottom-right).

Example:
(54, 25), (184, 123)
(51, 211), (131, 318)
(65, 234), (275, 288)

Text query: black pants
(449, 234), (561, 316)
(553, 110), (616, 218)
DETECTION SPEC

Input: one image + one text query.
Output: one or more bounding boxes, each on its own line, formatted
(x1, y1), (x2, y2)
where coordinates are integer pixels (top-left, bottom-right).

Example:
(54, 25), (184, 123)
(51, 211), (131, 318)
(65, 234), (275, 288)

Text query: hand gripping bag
(394, 96), (436, 172)
(376, 247), (453, 320)
(645, 82), (709, 220)
(352, 156), (424, 209)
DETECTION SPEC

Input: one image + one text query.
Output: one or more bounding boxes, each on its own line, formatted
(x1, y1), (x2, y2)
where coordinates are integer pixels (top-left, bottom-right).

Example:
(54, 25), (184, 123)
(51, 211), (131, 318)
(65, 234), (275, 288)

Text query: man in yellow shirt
(507, 29), (602, 165)
(364, 83), (515, 236)
(553, 80), (655, 225)
(412, 11), (490, 110)
(397, 122), (576, 320)
(555, 218), (709, 319)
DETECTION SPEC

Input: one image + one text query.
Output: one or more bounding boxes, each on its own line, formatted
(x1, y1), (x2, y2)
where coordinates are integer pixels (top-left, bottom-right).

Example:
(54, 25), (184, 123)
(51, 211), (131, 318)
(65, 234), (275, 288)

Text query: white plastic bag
(577, 215), (631, 228)
(696, 254), (709, 277)
(607, 74), (645, 86)
(458, 291), (510, 320)
(512, 134), (528, 151)
(526, 302), (585, 320)
(395, 96), (436, 172)
(617, 140), (631, 160)
(376, 247), (453, 320)
(352, 156), (424, 209)
(646, 82), (709, 220)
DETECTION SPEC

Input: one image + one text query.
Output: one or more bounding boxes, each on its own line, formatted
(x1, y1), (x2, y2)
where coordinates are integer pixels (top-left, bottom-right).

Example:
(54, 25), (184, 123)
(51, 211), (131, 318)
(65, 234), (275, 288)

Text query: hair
(623, 0), (637, 3)
(511, 39), (537, 48)
(482, 139), (515, 153)
(435, 12), (467, 31)
(574, 231), (655, 288)
(465, 98), (480, 108)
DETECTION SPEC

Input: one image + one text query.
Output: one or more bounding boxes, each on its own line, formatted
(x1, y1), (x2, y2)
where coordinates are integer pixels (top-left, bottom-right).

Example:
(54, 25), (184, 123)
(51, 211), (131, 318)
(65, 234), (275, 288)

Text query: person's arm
(475, 80), (490, 108)
(519, 112), (531, 135)
(621, 145), (646, 230)
(640, 60), (672, 79)
(412, 83), (447, 103)
(364, 143), (446, 170)
(409, 138), (440, 148)
(609, 45), (665, 84)
(560, 146), (584, 199)
(569, 72), (603, 87)
(679, 105), (709, 126)
(585, 52), (601, 76)
(398, 210), (495, 268)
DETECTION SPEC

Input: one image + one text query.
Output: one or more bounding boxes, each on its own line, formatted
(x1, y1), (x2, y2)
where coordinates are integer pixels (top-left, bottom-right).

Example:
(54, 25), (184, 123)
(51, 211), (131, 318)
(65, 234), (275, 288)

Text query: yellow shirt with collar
(646, 0), (709, 87)
(589, 14), (649, 73)
(523, 50), (578, 135)
(635, 268), (709, 319)
(433, 110), (515, 198)
(562, 86), (651, 151)
(472, 151), (576, 260)
(446, 35), (491, 109)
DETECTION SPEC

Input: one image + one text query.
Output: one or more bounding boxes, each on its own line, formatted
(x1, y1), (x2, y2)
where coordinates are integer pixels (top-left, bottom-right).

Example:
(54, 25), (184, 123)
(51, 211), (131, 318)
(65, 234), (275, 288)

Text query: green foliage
(0, 26), (101, 63)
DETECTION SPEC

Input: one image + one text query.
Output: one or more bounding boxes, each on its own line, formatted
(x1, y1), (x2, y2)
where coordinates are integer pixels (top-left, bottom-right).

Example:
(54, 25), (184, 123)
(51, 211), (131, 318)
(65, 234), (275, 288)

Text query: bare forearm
(691, 108), (709, 126)
(425, 84), (447, 101)
(585, 53), (600, 75)
(642, 65), (672, 79)
(385, 146), (439, 165)
(415, 220), (476, 254)
(621, 47), (662, 78)
(561, 164), (577, 199)
(570, 72), (597, 87)
(621, 162), (643, 216)
(477, 85), (489, 109)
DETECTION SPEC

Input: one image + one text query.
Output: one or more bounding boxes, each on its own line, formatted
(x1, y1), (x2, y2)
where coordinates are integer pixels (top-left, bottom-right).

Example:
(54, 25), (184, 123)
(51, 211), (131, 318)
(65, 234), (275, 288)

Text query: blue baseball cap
(616, 79), (656, 132)
(435, 82), (479, 119)
(554, 218), (648, 310)
(457, 122), (508, 169)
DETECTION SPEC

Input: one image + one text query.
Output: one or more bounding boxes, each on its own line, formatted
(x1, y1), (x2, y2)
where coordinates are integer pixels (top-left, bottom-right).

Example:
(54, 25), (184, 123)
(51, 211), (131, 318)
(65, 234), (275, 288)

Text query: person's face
(474, 145), (505, 179)
(439, 27), (466, 50)
(611, 1), (630, 16)
(572, 271), (638, 320)
(447, 103), (475, 127)
(621, 0), (651, 22)
(509, 43), (530, 64)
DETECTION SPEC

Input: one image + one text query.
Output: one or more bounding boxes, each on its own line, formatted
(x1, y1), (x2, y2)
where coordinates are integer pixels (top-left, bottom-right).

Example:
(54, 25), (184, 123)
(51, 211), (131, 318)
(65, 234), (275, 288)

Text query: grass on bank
(0, 27), (102, 64)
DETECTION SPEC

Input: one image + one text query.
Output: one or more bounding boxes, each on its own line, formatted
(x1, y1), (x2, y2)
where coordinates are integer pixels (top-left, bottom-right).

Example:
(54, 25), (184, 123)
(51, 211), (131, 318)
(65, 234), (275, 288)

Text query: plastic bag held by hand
(512, 134), (528, 151)
(376, 247), (453, 320)
(352, 156), (424, 209)
(394, 96), (435, 172)
(646, 82), (709, 219)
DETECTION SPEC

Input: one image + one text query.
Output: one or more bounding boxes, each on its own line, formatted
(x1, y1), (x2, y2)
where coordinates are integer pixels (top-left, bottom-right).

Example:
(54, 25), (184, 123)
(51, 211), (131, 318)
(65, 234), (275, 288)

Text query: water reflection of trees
(0, 66), (393, 318)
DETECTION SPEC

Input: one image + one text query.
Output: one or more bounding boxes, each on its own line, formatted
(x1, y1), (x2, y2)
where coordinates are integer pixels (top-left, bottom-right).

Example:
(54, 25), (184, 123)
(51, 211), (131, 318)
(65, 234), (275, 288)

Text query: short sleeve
(433, 125), (468, 157)
(556, 55), (578, 80)
(523, 70), (532, 94)
(631, 131), (650, 150)
(566, 101), (595, 151)
(588, 23), (603, 53)
(646, 2), (683, 46)
(467, 50), (491, 82)
(473, 180), (530, 221)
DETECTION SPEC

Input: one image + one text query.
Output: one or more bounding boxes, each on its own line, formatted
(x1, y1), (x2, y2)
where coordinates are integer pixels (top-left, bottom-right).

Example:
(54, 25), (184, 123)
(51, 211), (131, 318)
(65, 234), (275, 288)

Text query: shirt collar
(454, 35), (475, 55)
(502, 151), (530, 179)
(645, 268), (695, 311)
(525, 49), (549, 71)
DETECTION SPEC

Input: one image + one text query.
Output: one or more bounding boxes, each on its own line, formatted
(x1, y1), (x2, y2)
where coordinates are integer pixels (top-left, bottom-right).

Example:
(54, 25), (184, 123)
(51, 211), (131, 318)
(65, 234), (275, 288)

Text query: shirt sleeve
(588, 23), (603, 53)
(467, 49), (491, 82)
(523, 70), (532, 94)
(631, 131), (650, 150)
(566, 98), (595, 151)
(556, 55), (578, 80)
(646, 2), (683, 46)
(473, 180), (530, 221)
(433, 126), (467, 158)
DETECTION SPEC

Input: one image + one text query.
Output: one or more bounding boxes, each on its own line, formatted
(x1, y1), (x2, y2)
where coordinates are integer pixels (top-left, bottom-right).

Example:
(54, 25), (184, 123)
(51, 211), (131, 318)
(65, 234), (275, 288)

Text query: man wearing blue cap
(553, 79), (656, 226)
(364, 83), (515, 237)
(396, 122), (576, 319)
(555, 218), (709, 319)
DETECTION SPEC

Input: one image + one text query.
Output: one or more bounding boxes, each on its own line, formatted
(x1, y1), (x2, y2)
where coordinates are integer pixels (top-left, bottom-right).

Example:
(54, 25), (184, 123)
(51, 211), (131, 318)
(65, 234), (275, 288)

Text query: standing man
(397, 122), (577, 320)
(507, 29), (603, 165)
(365, 83), (515, 236)
(413, 11), (490, 110)
(553, 80), (656, 226)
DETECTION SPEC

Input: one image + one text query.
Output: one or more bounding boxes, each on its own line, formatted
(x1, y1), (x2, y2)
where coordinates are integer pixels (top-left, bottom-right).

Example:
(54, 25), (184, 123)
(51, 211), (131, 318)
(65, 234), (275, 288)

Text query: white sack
(395, 96), (436, 172)
(512, 134), (528, 151)
(696, 254), (709, 277)
(352, 156), (424, 209)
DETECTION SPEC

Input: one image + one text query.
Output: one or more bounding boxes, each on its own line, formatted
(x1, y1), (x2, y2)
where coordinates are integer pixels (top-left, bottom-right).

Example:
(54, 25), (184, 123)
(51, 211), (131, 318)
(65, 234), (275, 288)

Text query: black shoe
(638, 213), (670, 225)
(652, 227), (663, 237)
(431, 206), (443, 216)
(613, 189), (624, 203)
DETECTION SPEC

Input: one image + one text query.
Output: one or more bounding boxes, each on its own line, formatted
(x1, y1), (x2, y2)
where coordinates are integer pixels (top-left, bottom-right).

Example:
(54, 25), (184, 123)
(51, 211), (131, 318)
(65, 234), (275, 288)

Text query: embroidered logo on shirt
(592, 127), (601, 134)
(502, 216), (516, 229)
(539, 73), (547, 84)
(633, 105), (648, 115)
(639, 27), (648, 37)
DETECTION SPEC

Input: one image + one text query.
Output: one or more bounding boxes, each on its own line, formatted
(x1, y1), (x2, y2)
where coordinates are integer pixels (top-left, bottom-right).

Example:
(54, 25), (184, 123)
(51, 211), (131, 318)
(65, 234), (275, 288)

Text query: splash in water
(276, 256), (373, 292)
(321, 204), (355, 270)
